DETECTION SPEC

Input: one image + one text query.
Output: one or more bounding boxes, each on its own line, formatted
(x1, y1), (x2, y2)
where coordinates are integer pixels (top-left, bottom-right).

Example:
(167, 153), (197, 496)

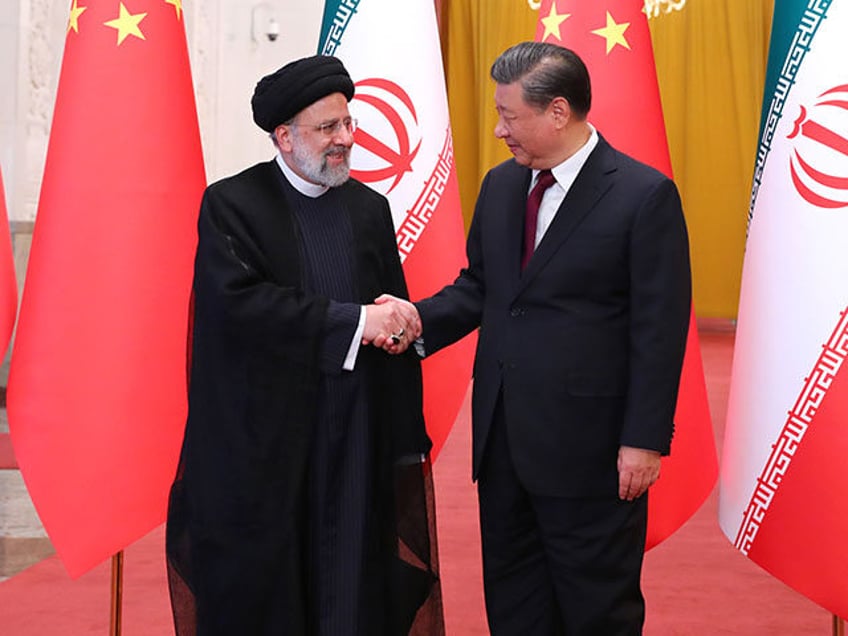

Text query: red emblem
(787, 84), (848, 209)
(350, 78), (421, 193)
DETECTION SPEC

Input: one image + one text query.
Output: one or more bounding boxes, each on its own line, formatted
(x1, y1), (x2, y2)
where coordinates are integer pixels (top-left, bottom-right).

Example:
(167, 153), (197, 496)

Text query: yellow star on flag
(67, 0), (87, 34)
(591, 11), (631, 54)
(104, 3), (147, 45)
(540, 2), (570, 42)
(164, 0), (183, 21)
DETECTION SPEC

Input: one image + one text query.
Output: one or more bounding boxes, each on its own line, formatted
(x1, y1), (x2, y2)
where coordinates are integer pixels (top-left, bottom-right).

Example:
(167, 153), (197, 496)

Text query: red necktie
(521, 169), (556, 270)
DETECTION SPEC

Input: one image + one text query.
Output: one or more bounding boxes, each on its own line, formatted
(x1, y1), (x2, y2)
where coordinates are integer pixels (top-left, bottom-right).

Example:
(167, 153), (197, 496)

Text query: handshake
(363, 294), (421, 354)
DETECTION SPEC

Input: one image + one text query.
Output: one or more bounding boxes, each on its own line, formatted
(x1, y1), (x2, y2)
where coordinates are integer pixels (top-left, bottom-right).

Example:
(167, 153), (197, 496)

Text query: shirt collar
(275, 153), (329, 198)
(533, 123), (599, 188)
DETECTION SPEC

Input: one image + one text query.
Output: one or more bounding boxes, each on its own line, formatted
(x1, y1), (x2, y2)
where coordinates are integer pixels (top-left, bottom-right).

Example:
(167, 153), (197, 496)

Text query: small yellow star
(67, 0), (87, 34)
(591, 11), (631, 54)
(540, 2), (570, 42)
(164, 0), (183, 21)
(104, 3), (147, 46)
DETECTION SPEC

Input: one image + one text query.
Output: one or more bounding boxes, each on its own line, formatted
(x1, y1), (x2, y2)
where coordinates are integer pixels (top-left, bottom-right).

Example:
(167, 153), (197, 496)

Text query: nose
(334, 126), (354, 146)
(494, 118), (508, 139)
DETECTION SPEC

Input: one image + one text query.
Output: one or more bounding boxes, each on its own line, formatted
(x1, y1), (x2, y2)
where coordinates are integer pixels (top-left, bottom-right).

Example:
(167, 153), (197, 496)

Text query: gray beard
(291, 142), (351, 188)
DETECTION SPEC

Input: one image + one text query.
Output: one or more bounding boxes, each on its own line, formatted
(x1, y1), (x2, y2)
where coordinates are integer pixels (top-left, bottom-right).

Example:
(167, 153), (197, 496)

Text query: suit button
(510, 307), (524, 317)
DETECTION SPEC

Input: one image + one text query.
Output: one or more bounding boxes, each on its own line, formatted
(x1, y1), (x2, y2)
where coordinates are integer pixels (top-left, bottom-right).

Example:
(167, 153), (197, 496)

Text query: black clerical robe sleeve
(321, 300), (360, 373)
(193, 179), (330, 364)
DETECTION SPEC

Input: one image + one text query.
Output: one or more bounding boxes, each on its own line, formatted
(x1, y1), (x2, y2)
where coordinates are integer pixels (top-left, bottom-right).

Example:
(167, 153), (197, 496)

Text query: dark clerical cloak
(166, 160), (443, 635)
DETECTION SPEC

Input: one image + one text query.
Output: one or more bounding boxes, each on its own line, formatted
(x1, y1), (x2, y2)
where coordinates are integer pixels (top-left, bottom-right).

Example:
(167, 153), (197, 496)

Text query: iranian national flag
(319, 0), (475, 459)
(7, 0), (205, 577)
(718, 0), (848, 618)
(536, 0), (717, 549)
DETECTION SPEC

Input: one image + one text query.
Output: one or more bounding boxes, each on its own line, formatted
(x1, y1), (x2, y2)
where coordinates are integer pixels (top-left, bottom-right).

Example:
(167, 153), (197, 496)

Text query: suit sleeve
(415, 172), (490, 354)
(620, 177), (692, 453)
(369, 194), (430, 455)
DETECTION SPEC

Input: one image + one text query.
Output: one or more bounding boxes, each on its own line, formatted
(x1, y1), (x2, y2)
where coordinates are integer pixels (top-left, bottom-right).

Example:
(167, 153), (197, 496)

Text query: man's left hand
(617, 446), (661, 501)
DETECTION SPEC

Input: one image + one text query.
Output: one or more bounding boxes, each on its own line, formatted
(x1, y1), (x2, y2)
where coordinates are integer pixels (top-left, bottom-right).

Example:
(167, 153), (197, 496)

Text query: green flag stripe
(749, 0), (832, 222)
(319, 0), (362, 55)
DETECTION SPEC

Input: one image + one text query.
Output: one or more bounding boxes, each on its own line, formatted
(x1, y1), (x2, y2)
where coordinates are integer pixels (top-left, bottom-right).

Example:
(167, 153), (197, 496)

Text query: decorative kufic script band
(395, 128), (454, 263)
(320, 0), (360, 55)
(747, 0), (831, 228)
(734, 307), (848, 554)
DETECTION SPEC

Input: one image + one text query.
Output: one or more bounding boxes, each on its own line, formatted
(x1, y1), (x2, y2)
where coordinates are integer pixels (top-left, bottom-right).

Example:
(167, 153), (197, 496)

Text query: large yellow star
(164, 0), (183, 21)
(591, 11), (631, 54)
(104, 3), (147, 45)
(67, 0), (87, 34)
(540, 2), (570, 42)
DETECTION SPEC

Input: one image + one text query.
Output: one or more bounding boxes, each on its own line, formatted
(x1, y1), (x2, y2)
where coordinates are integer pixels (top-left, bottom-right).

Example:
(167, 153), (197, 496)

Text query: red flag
(536, 0), (717, 548)
(7, 0), (205, 577)
(0, 166), (17, 360)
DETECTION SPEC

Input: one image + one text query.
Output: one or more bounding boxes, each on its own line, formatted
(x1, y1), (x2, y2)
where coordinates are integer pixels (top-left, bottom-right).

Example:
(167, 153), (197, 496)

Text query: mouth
(324, 147), (350, 163)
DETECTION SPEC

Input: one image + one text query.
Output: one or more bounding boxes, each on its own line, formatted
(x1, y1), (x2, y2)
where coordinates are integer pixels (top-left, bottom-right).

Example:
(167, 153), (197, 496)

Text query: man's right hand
(363, 295), (421, 353)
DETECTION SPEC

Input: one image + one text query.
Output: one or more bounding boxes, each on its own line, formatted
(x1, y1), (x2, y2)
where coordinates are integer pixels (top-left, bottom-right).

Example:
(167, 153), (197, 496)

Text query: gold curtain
(440, 0), (774, 319)
(649, 1), (773, 318)
(440, 1), (539, 231)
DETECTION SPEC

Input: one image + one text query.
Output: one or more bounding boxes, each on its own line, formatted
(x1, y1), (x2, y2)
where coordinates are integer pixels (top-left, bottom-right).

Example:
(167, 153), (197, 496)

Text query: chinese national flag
(6, 0), (205, 577)
(536, 0), (717, 548)
(0, 166), (17, 360)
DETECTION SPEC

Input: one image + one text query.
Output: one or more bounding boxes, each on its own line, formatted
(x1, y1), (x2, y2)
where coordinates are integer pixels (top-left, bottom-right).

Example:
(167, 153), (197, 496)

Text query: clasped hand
(362, 294), (421, 354)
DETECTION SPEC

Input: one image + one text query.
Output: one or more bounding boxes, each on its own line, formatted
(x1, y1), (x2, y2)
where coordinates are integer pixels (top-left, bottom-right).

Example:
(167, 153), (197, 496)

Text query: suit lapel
(505, 166), (533, 290)
(517, 137), (617, 293)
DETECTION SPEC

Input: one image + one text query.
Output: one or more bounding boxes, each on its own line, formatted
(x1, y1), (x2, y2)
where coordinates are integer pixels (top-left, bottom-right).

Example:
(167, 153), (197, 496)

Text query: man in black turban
(165, 54), (444, 635)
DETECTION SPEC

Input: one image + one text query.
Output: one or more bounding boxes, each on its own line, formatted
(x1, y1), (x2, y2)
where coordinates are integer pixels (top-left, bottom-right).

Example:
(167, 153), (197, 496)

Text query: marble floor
(0, 229), (51, 582)
(0, 394), (54, 582)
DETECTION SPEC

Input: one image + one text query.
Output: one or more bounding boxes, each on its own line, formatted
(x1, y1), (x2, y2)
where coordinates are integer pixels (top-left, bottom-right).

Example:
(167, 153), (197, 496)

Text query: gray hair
(490, 41), (591, 118)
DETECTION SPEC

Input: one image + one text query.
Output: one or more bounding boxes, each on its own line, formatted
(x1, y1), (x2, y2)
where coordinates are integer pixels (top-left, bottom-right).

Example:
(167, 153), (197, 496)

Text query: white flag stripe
(322, 0), (452, 232)
(731, 307), (848, 554)
(319, 0), (474, 461)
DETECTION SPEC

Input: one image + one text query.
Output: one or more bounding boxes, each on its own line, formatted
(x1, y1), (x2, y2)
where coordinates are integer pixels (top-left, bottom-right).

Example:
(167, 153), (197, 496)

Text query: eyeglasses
(289, 117), (358, 137)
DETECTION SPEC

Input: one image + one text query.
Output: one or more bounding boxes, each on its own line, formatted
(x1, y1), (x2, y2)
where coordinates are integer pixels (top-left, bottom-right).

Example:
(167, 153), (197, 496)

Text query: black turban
(251, 55), (355, 132)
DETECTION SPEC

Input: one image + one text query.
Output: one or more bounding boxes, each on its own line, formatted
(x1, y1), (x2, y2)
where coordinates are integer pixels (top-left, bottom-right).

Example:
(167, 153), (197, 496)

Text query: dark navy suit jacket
(417, 135), (691, 497)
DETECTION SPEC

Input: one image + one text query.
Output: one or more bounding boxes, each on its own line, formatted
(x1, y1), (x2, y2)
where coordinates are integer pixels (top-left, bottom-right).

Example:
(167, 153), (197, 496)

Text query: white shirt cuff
(342, 306), (366, 371)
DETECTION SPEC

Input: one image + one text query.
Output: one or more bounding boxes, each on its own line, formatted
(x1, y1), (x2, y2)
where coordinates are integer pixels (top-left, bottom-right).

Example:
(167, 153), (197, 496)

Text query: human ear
(550, 96), (571, 126)
(274, 126), (293, 152)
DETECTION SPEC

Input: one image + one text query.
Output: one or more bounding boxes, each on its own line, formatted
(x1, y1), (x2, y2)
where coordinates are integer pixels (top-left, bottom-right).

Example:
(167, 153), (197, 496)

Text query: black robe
(166, 160), (443, 635)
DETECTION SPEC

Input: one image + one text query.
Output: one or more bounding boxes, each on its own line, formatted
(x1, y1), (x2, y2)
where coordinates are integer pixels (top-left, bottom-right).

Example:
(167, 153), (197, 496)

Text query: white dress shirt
(529, 125), (599, 250)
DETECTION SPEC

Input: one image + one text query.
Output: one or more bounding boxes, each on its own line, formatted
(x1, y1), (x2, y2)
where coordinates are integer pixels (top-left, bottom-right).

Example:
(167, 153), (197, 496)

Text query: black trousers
(477, 400), (647, 636)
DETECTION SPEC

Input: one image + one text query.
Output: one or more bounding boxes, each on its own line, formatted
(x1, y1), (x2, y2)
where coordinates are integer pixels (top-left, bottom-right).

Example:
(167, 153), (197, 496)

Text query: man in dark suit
(165, 55), (442, 635)
(410, 42), (691, 634)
